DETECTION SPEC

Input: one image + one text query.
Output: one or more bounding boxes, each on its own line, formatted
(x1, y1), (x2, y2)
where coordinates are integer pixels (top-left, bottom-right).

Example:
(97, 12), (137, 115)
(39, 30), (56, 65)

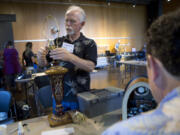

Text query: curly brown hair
(146, 9), (180, 77)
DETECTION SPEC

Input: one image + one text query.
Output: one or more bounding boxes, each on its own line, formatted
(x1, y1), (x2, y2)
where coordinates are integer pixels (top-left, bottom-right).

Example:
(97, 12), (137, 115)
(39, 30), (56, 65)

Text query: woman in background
(22, 42), (35, 68)
(3, 41), (21, 90)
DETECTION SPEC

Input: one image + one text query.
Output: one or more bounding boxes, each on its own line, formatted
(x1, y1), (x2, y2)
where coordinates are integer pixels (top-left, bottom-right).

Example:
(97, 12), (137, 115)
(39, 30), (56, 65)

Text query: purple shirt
(3, 48), (21, 75)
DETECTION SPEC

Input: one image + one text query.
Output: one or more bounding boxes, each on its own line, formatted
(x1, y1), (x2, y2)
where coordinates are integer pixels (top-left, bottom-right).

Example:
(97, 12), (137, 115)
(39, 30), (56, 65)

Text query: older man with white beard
(37, 5), (97, 112)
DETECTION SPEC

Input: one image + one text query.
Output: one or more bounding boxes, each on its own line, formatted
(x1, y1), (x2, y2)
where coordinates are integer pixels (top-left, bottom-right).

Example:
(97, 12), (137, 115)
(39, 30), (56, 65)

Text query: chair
(37, 85), (52, 108)
(0, 90), (14, 124)
(34, 76), (50, 89)
(0, 90), (12, 113)
(35, 85), (52, 115)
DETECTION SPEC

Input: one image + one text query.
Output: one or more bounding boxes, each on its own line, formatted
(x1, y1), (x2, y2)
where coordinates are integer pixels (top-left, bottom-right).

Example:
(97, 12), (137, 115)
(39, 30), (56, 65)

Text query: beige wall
(0, 1), (147, 59)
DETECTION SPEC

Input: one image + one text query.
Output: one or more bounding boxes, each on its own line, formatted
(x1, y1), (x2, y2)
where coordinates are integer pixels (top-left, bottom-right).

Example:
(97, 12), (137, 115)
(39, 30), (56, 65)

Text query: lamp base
(48, 112), (73, 127)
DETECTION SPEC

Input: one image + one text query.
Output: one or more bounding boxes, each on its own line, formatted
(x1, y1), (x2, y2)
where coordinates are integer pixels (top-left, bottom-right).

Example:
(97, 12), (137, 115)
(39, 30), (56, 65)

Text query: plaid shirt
(102, 87), (180, 135)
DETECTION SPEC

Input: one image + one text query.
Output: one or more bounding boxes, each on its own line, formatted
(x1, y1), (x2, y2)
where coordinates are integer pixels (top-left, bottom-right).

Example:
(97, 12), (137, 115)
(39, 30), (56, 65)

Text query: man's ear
(147, 55), (158, 81)
(147, 55), (165, 90)
(81, 21), (85, 28)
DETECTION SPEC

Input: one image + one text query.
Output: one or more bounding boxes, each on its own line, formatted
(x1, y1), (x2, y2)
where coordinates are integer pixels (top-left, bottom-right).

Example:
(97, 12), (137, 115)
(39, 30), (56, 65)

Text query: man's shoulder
(102, 109), (172, 135)
(80, 34), (96, 47)
(81, 34), (94, 41)
(161, 88), (180, 119)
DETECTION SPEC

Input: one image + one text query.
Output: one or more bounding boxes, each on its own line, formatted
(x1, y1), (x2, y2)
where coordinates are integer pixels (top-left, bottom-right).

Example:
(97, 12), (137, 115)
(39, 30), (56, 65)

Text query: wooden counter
(7, 109), (122, 135)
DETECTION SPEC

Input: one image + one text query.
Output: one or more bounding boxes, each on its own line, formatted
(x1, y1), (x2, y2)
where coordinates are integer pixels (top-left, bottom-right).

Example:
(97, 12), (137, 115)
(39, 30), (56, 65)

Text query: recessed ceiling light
(132, 4), (136, 8)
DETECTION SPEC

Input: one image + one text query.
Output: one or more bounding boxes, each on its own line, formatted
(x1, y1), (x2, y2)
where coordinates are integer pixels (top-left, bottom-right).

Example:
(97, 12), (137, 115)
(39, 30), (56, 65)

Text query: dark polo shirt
(47, 33), (97, 102)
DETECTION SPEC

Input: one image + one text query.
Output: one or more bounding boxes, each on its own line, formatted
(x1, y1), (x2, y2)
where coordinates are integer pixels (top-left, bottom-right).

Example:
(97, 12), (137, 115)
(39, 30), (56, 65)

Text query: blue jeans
(52, 97), (78, 114)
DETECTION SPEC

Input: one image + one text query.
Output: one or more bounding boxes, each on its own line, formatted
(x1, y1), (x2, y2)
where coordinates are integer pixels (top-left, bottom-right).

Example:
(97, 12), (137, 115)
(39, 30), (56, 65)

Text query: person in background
(102, 9), (180, 135)
(114, 40), (121, 67)
(37, 5), (97, 112)
(0, 48), (4, 88)
(22, 42), (35, 68)
(3, 41), (21, 91)
(115, 40), (120, 53)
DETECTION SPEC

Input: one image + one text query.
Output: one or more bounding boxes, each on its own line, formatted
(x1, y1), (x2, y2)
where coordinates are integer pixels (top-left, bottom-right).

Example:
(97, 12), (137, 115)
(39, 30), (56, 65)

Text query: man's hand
(37, 47), (48, 66)
(50, 48), (73, 62)
(49, 48), (95, 72)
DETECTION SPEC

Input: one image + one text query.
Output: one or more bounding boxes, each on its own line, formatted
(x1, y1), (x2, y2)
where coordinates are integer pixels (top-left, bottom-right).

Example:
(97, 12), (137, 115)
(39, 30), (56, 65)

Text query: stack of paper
(41, 127), (74, 135)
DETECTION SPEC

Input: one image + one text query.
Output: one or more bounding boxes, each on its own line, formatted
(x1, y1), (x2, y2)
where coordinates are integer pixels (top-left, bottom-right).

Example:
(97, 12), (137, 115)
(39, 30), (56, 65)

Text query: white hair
(65, 5), (86, 23)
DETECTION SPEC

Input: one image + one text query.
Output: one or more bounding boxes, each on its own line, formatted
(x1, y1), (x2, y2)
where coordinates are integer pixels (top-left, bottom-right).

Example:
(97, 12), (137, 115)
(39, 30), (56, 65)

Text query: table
(15, 77), (35, 104)
(116, 60), (147, 81)
(15, 72), (47, 103)
(118, 60), (147, 66)
(7, 109), (122, 135)
(15, 72), (48, 117)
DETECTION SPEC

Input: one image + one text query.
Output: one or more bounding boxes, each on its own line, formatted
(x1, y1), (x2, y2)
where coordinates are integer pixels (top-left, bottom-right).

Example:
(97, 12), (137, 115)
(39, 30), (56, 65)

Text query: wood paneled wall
(0, 1), (147, 59)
